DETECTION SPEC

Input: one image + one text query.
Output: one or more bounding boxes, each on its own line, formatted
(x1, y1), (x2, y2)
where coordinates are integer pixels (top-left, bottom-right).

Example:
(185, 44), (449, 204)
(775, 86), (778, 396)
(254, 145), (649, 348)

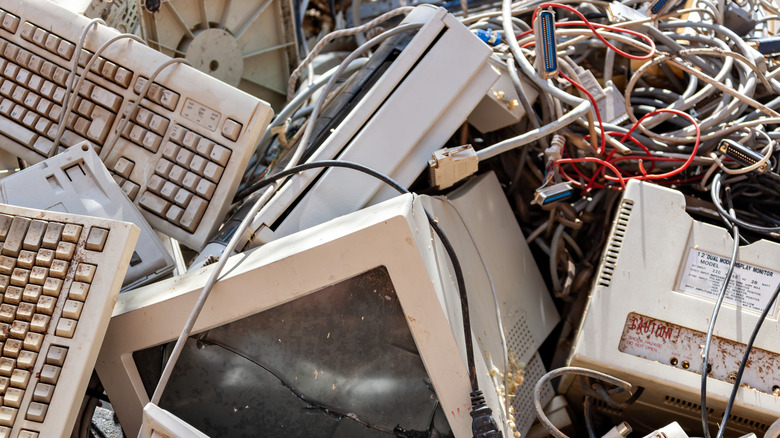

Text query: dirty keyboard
(0, 0), (273, 250)
(0, 203), (138, 437)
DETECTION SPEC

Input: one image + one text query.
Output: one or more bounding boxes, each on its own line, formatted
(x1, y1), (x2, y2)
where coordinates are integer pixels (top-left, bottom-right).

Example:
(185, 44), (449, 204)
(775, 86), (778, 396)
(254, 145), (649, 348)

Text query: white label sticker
(678, 249), (780, 315)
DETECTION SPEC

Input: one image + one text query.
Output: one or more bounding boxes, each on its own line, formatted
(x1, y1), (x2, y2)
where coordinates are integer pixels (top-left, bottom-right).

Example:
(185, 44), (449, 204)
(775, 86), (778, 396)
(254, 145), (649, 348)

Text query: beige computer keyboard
(0, 0), (273, 250)
(0, 202), (138, 437)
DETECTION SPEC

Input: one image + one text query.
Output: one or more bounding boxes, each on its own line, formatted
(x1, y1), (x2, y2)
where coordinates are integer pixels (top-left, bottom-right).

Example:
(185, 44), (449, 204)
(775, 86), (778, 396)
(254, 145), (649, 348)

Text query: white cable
(477, 99), (591, 161)
(287, 6), (414, 100)
(49, 18), (104, 157)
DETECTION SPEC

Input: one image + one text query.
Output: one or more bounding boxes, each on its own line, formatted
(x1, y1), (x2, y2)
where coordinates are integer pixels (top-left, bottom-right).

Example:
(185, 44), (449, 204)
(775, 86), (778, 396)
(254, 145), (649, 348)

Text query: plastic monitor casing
(97, 172), (557, 437)
(247, 5), (499, 247)
(564, 180), (780, 435)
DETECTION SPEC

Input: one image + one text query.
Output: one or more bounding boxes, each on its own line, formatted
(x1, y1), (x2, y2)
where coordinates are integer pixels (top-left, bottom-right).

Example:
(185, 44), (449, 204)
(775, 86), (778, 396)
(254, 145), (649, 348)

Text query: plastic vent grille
(511, 353), (552, 435)
(662, 395), (768, 432)
(597, 199), (634, 287)
(506, 313), (534, 363)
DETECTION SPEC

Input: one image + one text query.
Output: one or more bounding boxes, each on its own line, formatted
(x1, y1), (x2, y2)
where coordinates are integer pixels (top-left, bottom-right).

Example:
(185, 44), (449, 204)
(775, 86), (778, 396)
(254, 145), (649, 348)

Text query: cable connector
(428, 145), (478, 190)
(647, 0), (674, 18)
(534, 8), (558, 79)
(532, 182), (573, 206)
(475, 29), (502, 46)
(601, 421), (632, 438)
(470, 391), (503, 438)
(718, 139), (769, 174)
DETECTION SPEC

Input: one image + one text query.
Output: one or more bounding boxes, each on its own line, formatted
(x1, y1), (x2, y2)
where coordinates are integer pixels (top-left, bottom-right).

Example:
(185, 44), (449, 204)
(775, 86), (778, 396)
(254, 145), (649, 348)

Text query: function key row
(134, 77), (178, 111)
(0, 10), (20, 35)
(19, 22), (75, 62)
(77, 49), (133, 90)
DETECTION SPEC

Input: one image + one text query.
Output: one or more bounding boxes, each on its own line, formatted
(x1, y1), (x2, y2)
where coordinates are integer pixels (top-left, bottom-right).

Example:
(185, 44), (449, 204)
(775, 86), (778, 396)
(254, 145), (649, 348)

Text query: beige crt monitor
(96, 172), (558, 437)
(564, 180), (780, 435)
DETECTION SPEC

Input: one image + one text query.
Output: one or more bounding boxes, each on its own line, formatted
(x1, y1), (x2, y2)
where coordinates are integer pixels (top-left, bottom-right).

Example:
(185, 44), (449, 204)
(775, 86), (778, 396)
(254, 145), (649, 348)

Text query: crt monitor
(96, 172), (559, 437)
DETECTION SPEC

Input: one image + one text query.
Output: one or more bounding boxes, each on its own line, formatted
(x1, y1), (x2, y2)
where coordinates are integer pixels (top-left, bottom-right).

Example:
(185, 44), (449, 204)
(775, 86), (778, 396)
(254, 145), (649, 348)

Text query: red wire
(560, 72), (606, 154)
(527, 3), (656, 60)
(555, 157), (626, 189)
(556, 109), (700, 190)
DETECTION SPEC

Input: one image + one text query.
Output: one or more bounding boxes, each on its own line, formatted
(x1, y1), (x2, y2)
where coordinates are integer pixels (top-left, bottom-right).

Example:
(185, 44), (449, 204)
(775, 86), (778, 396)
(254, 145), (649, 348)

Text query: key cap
(22, 284), (41, 303)
(86, 227), (108, 251)
(46, 346), (67, 366)
(90, 85), (121, 111)
(179, 197), (208, 232)
(3, 217), (30, 257)
(113, 157), (134, 179)
(0, 115), (37, 149)
(30, 314), (49, 333)
(209, 145), (231, 166)
(62, 224), (82, 242)
(2, 390), (21, 408)
(33, 383), (54, 403)
(55, 318), (76, 338)
(62, 300), (82, 319)
(40, 364), (60, 384)
(222, 118), (242, 141)
(139, 192), (170, 216)
(41, 223), (63, 248)
(26, 402), (47, 422)
(74, 263), (96, 283)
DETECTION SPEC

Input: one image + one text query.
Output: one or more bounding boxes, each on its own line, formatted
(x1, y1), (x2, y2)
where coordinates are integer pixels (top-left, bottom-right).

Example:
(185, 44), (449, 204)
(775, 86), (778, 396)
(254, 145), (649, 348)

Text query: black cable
(716, 281), (780, 438)
(711, 173), (780, 235)
(234, 159), (479, 392)
(701, 185), (740, 438)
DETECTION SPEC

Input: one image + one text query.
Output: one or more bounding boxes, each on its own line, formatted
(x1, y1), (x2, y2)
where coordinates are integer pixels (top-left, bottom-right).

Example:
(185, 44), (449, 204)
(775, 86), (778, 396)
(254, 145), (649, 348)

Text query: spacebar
(0, 116), (37, 148)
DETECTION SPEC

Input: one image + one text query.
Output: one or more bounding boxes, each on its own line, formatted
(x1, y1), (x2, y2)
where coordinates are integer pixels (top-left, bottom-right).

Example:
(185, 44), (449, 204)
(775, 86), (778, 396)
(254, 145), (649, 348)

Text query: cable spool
(137, 0), (299, 110)
(51, 0), (140, 33)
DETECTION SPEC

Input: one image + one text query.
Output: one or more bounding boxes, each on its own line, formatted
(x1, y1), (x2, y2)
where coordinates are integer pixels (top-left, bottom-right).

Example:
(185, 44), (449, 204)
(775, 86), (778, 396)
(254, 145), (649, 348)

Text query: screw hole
(209, 60), (219, 72)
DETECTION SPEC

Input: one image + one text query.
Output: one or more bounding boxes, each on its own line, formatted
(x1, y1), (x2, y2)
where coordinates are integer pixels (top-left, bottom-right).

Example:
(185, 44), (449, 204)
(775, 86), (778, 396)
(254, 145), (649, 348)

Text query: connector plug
(601, 421), (632, 438)
(475, 29), (502, 46)
(647, 0), (674, 18)
(532, 182), (573, 206)
(534, 8), (558, 79)
(718, 139), (769, 173)
(470, 391), (503, 438)
(428, 145), (478, 190)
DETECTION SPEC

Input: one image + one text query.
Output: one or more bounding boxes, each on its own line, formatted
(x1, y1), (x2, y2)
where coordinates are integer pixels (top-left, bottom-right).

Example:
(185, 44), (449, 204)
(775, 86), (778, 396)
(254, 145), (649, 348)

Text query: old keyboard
(0, 203), (138, 437)
(0, 0), (273, 250)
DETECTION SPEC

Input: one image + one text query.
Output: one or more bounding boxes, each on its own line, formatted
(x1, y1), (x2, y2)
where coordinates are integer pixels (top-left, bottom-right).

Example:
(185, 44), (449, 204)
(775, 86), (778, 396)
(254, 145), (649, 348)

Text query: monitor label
(619, 313), (780, 395)
(678, 248), (780, 315)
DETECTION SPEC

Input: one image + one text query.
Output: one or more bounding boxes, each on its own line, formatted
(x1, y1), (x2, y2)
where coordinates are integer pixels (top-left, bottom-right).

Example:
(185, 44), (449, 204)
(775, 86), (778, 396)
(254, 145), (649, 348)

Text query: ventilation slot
(506, 316), (534, 364)
(728, 414), (768, 432)
(597, 199), (634, 287)
(511, 353), (551, 435)
(662, 395), (713, 414)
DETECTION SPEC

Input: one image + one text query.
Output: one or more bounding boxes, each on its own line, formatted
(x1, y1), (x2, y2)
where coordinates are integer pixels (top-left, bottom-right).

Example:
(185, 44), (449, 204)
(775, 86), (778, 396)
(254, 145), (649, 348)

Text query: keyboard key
(0, 407), (16, 427)
(61, 224), (81, 243)
(62, 299), (83, 319)
(85, 227), (108, 251)
(222, 118), (242, 141)
(3, 217), (30, 257)
(26, 402), (46, 422)
(113, 157), (134, 179)
(45, 346), (67, 366)
(33, 383), (54, 403)
(41, 223), (62, 249)
(48, 260), (68, 279)
(179, 197), (207, 232)
(74, 263), (96, 283)
(2, 390), (21, 408)
(39, 364), (60, 384)
(55, 318), (76, 338)
(139, 191), (170, 216)
(42, 278), (61, 296)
